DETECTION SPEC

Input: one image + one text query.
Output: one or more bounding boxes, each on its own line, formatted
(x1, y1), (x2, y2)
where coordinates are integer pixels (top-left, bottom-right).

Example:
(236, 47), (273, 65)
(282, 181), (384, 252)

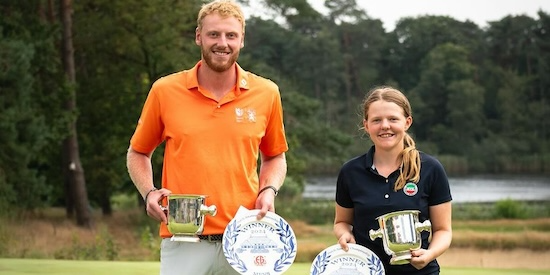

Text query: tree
(388, 16), (484, 91)
(409, 43), (485, 155)
(0, 0), (69, 211)
(72, 0), (200, 214)
(0, 37), (50, 211)
(334, 18), (387, 122)
(483, 13), (550, 172)
(60, 0), (93, 227)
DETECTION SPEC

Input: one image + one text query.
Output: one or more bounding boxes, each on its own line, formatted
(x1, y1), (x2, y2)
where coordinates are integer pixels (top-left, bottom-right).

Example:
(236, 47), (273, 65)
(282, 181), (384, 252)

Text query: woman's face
(364, 100), (412, 151)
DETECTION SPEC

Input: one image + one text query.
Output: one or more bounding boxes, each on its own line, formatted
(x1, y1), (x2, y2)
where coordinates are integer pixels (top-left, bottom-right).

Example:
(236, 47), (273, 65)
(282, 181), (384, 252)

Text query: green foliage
(284, 200), (550, 222)
(493, 198), (529, 219)
(280, 199), (550, 225)
(111, 193), (139, 210)
(390, 16), (484, 91)
(437, 155), (469, 175)
(139, 225), (161, 261)
(0, 30), (59, 209)
(452, 200), (550, 220)
(71, 0), (202, 211)
(410, 43), (484, 154)
(54, 227), (118, 261)
(240, 54), (353, 183)
(0, 221), (9, 257)
(2, 0), (550, 213)
(453, 202), (495, 220)
(278, 200), (335, 225)
(277, 176), (304, 200)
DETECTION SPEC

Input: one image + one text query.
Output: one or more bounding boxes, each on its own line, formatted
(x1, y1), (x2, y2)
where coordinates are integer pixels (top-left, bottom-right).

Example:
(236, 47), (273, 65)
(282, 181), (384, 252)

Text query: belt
(198, 234), (223, 242)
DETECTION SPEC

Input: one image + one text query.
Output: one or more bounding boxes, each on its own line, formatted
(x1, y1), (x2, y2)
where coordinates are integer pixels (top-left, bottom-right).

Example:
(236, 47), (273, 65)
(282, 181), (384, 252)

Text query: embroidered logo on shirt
(403, 182), (418, 196)
(235, 108), (256, 123)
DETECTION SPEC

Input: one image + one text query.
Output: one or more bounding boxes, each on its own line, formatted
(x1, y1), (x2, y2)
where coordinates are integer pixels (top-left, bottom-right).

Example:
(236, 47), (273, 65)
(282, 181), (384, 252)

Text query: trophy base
(170, 234), (200, 242)
(390, 251), (412, 265)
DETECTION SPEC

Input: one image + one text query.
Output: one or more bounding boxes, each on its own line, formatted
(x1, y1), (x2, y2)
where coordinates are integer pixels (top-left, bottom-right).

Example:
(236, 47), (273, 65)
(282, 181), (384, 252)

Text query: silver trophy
(369, 210), (431, 265)
(163, 194), (217, 242)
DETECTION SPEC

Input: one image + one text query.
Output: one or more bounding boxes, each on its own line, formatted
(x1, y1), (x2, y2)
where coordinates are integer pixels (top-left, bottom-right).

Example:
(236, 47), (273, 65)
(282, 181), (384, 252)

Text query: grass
(449, 219), (550, 250)
(451, 219), (550, 232)
(0, 259), (549, 275)
(293, 218), (550, 256)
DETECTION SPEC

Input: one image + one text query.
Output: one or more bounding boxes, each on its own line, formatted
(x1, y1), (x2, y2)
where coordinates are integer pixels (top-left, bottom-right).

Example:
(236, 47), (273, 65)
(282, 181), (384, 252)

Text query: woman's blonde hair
(197, 0), (246, 33)
(363, 86), (421, 191)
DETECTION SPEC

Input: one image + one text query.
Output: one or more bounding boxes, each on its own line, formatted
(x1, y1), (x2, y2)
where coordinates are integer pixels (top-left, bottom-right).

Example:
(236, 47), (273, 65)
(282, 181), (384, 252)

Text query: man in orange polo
(126, 0), (288, 274)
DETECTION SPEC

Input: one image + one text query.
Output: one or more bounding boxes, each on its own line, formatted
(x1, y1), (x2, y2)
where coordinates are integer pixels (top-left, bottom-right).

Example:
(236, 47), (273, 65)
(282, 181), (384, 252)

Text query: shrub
(278, 200), (335, 225)
(494, 198), (528, 219)
(140, 225), (161, 260)
(53, 226), (118, 261)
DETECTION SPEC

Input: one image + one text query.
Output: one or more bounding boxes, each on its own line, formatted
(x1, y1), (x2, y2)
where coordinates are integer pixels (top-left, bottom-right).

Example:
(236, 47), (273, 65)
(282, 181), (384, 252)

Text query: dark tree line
(1, 0), (549, 225)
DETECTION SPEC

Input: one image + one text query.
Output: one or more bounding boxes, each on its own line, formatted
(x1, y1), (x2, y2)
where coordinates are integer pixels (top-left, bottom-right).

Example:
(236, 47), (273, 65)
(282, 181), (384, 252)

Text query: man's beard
(202, 46), (240, 72)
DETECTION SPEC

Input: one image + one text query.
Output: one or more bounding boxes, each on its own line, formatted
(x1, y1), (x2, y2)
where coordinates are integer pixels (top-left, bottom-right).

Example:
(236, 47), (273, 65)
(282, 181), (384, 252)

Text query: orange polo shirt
(130, 61), (288, 237)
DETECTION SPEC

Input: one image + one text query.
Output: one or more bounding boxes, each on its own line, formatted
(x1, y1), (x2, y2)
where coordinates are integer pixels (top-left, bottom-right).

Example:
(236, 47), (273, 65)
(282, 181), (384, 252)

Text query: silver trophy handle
(415, 220), (431, 233)
(200, 204), (217, 216)
(369, 228), (383, 241)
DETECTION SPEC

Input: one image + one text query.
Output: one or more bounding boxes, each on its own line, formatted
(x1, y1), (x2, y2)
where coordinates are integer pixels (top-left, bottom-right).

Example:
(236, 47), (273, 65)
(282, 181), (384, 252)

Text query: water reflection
(303, 175), (550, 203)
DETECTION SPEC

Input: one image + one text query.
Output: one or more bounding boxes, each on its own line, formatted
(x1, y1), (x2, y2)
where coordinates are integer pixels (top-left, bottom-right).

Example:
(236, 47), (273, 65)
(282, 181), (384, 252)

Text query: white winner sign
(223, 206), (297, 274)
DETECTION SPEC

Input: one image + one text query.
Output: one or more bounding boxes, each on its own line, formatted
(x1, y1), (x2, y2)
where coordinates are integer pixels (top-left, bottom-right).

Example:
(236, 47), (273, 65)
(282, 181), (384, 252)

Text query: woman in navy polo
(333, 86), (452, 275)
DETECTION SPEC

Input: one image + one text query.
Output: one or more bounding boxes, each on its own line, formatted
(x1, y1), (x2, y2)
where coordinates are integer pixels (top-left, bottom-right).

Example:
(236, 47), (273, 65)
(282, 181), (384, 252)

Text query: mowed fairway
(1, 259), (549, 275)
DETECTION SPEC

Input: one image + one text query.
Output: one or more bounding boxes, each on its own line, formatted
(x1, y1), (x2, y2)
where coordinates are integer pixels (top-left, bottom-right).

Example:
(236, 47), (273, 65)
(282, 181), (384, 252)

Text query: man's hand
(145, 188), (171, 224)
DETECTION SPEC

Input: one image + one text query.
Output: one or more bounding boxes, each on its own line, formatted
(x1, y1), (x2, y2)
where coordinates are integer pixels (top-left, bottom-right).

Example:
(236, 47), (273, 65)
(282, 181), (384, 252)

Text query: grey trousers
(160, 238), (240, 275)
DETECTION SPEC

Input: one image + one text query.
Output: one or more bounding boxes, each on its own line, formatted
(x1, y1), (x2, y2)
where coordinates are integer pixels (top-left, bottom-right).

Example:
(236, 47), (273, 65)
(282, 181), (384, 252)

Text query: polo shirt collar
(185, 61), (250, 95)
(365, 145), (376, 171)
(366, 146), (405, 178)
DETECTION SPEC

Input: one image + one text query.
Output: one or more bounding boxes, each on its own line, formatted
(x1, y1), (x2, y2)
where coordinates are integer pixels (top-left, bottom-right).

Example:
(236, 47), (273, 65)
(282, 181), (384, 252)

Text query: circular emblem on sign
(254, 255), (267, 267)
(403, 182), (418, 196)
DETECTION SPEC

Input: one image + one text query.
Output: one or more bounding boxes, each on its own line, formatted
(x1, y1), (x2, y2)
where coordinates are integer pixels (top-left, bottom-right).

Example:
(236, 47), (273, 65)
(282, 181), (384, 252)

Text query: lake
(303, 175), (550, 203)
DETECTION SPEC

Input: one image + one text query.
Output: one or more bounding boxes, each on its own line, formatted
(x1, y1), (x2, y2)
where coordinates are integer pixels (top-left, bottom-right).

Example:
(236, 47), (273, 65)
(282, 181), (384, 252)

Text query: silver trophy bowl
(164, 194), (217, 242)
(369, 210), (431, 265)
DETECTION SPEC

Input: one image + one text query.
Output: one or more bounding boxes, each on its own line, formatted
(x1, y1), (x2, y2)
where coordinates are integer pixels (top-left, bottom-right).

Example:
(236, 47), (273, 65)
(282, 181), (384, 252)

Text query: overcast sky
(309, 0), (550, 31)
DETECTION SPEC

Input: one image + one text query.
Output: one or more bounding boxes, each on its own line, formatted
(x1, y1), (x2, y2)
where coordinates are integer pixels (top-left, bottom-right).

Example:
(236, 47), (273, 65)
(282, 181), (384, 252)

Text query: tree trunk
(60, 0), (93, 228)
(341, 30), (355, 112)
(100, 185), (113, 216)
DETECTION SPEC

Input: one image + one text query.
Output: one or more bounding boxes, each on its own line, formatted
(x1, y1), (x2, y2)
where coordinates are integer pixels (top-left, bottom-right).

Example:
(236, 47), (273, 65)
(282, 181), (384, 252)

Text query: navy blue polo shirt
(336, 146), (452, 275)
